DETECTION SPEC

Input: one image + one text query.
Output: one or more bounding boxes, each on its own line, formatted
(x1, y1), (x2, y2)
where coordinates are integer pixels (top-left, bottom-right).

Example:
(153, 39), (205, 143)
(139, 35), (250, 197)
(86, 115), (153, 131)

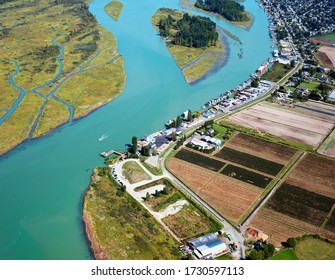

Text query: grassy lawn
(151, 8), (225, 83)
(271, 249), (298, 260)
(83, 168), (182, 259)
(104, 0), (124, 21)
(122, 161), (151, 184)
(262, 62), (292, 82)
(216, 254), (233, 260)
(316, 32), (335, 42)
(295, 238), (335, 260)
(299, 81), (320, 91)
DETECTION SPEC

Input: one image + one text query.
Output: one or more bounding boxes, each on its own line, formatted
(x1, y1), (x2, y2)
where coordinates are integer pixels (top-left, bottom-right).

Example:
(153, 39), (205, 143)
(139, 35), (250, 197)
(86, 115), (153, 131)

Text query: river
(0, 0), (272, 259)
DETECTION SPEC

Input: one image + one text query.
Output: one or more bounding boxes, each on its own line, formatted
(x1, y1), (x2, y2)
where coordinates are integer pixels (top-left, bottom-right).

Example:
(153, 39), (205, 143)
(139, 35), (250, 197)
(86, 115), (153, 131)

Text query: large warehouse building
(188, 233), (228, 259)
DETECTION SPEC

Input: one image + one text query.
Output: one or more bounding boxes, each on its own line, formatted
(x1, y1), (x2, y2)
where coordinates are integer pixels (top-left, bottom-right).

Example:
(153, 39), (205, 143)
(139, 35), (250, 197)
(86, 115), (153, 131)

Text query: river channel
(0, 0), (272, 259)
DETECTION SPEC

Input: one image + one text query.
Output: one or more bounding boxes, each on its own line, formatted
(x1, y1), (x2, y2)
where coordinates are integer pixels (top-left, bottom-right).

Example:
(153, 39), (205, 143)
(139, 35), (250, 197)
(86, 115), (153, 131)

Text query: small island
(152, 8), (227, 84)
(104, 0), (124, 21)
(181, 0), (253, 30)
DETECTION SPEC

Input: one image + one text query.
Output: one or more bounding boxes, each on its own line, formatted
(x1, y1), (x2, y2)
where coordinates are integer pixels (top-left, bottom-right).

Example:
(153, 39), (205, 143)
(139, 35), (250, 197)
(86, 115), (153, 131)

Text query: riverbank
(0, 0), (126, 156)
(83, 167), (182, 259)
(151, 8), (227, 84)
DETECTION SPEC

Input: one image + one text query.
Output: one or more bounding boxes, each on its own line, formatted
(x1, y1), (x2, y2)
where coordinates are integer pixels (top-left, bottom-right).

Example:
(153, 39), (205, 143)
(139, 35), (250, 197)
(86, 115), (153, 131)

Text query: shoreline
(82, 175), (106, 260)
(186, 29), (230, 85)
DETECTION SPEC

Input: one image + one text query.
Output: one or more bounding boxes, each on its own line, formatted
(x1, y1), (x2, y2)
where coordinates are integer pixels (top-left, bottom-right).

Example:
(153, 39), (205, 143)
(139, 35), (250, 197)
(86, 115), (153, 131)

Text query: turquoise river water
(0, 0), (272, 259)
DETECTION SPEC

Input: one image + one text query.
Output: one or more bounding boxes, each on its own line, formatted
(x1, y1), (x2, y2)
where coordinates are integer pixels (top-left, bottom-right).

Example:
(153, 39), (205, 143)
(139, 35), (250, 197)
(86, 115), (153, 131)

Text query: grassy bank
(83, 167), (182, 259)
(151, 8), (226, 83)
(0, 0), (125, 155)
(104, 0), (124, 21)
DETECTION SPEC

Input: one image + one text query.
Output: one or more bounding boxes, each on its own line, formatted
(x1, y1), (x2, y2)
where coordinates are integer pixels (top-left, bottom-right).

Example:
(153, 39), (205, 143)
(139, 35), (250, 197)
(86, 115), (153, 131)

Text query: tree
(176, 116), (182, 127)
(193, 111), (201, 118)
(286, 237), (297, 248)
(290, 59), (295, 68)
(131, 136), (138, 154)
(248, 249), (264, 260)
(187, 109), (192, 121)
(162, 186), (171, 195)
(145, 192), (151, 201)
(251, 78), (259, 88)
(171, 131), (177, 141)
(141, 145), (150, 156)
(263, 243), (275, 259)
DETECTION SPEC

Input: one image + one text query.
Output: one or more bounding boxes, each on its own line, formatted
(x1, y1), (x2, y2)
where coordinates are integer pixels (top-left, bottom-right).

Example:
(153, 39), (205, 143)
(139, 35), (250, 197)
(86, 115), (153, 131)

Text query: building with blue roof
(188, 233), (227, 259)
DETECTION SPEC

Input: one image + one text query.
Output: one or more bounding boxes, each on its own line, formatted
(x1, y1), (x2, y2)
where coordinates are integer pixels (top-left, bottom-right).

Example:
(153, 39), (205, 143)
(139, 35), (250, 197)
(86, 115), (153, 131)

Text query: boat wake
(99, 134), (109, 141)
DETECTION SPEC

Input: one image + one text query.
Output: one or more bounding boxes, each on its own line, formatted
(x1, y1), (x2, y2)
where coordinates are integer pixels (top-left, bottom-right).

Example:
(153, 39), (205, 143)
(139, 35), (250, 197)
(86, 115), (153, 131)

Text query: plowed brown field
(167, 157), (262, 222)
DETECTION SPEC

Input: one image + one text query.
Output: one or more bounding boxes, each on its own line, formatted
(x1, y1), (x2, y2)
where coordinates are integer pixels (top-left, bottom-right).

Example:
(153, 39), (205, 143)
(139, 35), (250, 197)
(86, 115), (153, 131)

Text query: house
(190, 138), (210, 149)
(295, 87), (309, 95)
(163, 128), (176, 136)
(188, 233), (228, 259)
(204, 112), (214, 119)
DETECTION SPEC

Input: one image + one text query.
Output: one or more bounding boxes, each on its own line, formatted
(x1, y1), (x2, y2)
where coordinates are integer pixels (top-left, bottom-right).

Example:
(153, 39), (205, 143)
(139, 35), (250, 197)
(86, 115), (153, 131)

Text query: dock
(100, 149), (123, 157)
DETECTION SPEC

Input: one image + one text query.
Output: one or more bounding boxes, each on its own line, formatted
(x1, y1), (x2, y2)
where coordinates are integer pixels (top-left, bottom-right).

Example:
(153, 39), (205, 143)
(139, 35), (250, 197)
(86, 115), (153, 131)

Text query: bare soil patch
(310, 37), (334, 46)
(225, 133), (296, 165)
(227, 102), (334, 147)
(168, 157), (262, 222)
(286, 154), (335, 198)
(318, 46), (335, 67)
(249, 212), (305, 247)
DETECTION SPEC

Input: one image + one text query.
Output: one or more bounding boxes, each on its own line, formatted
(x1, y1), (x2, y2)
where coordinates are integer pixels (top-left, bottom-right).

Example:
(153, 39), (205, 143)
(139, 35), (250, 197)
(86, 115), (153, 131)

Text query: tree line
(158, 13), (218, 48)
(195, 0), (248, 22)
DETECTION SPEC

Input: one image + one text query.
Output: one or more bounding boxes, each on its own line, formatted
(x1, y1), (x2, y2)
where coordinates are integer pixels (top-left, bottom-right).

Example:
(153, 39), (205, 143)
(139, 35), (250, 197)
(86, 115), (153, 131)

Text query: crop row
(174, 148), (225, 171)
(221, 164), (272, 189)
(266, 183), (335, 227)
(215, 147), (284, 176)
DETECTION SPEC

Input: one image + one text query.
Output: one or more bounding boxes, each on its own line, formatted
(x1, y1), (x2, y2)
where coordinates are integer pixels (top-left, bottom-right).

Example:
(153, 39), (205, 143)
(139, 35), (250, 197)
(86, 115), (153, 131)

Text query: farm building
(204, 112), (215, 119)
(188, 233), (227, 259)
(190, 138), (210, 149)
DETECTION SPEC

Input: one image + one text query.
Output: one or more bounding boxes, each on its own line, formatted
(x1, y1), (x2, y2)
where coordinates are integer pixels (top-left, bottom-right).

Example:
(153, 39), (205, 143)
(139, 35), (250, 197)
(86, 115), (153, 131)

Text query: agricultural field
(266, 183), (334, 228)
(215, 147), (284, 176)
(162, 204), (219, 241)
(248, 154), (335, 246)
(318, 129), (335, 158)
(221, 165), (272, 189)
(122, 161), (151, 184)
(167, 157), (263, 223)
(286, 154), (335, 198)
(226, 101), (335, 147)
(224, 133), (297, 165)
(174, 148), (225, 172)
